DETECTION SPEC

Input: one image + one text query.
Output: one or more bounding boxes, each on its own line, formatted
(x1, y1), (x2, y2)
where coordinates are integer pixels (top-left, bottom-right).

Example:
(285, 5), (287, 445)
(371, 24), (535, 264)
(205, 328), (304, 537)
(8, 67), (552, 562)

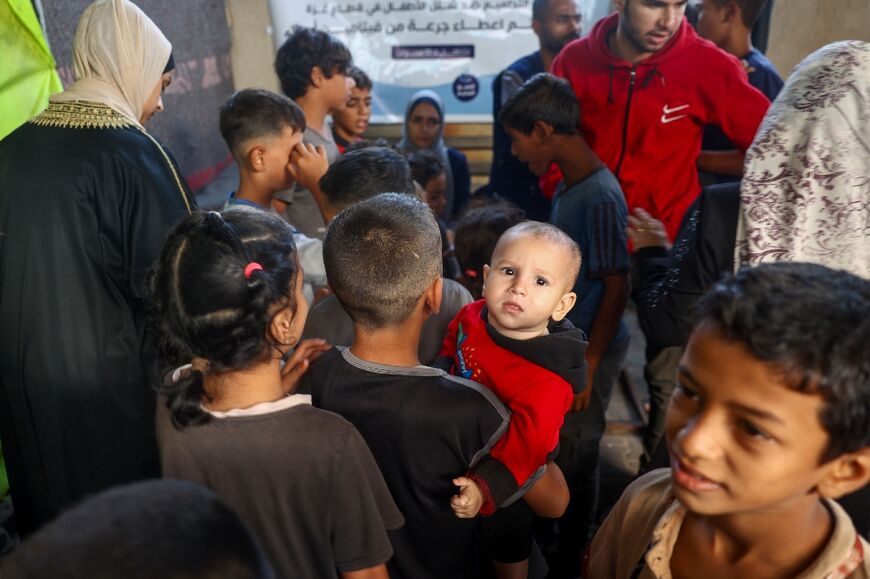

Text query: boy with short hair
(436, 221), (588, 576)
(499, 72), (630, 571)
(587, 262), (870, 578)
(332, 66), (373, 153)
(218, 88), (330, 304)
(310, 194), (568, 578)
(301, 147), (473, 365)
(274, 26), (353, 239)
(696, 0), (783, 180)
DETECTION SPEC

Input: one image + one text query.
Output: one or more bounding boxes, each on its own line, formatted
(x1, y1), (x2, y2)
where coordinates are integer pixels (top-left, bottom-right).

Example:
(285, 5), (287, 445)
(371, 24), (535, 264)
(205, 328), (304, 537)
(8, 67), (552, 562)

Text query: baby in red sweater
(437, 221), (589, 574)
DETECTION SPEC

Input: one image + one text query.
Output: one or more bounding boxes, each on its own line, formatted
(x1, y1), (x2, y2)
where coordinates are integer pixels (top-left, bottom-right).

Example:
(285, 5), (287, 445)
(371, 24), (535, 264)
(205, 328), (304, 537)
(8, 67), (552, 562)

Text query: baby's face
(483, 233), (576, 340)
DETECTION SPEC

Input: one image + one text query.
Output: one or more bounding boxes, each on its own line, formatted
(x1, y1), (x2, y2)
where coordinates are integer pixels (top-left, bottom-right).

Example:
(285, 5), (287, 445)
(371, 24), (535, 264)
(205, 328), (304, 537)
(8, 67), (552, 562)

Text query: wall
(767, 0), (870, 78)
(225, 0), (279, 92)
(43, 0), (236, 192)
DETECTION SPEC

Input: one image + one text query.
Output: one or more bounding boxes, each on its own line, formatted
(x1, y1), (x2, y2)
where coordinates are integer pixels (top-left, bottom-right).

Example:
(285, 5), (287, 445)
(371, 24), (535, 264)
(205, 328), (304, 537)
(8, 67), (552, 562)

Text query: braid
(149, 207), (298, 428)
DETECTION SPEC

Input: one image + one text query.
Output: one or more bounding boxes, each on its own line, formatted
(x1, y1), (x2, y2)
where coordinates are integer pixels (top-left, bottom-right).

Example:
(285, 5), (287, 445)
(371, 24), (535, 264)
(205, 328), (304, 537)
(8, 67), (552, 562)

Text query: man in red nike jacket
(552, 0), (769, 240)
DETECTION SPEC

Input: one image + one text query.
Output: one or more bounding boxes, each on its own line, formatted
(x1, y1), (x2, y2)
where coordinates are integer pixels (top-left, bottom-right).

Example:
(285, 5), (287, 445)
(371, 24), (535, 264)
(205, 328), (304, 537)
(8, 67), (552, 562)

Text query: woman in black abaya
(0, 0), (193, 534)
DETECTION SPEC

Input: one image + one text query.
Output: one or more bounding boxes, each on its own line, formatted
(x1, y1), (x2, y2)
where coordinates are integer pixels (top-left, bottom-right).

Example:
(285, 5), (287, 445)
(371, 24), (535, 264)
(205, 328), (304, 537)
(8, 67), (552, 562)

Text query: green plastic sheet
(0, 0), (63, 140)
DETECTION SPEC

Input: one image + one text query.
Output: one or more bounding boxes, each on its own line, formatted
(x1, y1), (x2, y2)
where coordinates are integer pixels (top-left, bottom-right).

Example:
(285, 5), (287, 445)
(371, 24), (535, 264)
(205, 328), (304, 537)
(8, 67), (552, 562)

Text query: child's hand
(281, 338), (331, 394)
(288, 143), (329, 192)
(627, 208), (671, 251)
(451, 477), (483, 519)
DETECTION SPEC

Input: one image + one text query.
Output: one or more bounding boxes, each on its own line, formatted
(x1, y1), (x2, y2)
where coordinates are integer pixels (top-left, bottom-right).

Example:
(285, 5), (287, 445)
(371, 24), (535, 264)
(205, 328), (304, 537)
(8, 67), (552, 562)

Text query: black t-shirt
(157, 396), (403, 578)
(310, 347), (510, 579)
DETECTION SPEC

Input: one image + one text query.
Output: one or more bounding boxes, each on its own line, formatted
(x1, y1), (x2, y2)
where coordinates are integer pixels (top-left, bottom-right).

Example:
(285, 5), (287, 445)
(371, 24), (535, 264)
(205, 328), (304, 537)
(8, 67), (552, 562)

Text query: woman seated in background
(398, 90), (471, 224)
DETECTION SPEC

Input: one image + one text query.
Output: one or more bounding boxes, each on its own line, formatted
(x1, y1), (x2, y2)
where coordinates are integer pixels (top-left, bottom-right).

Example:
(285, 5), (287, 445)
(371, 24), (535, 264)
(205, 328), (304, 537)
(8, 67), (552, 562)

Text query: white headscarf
(51, 0), (172, 127)
(397, 90), (457, 219)
(735, 41), (870, 278)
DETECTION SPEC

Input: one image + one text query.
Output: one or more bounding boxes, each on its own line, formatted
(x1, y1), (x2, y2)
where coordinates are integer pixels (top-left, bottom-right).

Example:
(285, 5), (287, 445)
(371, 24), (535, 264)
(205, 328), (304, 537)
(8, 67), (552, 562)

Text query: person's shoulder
(291, 404), (361, 439)
(610, 469), (676, 527)
(506, 50), (543, 73)
(443, 278), (473, 303)
(562, 167), (625, 204)
(444, 371), (506, 401)
(448, 146), (468, 164)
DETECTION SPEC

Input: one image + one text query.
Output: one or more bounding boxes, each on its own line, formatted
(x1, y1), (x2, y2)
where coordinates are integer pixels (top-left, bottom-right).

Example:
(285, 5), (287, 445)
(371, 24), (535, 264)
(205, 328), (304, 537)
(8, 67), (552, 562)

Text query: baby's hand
(451, 477), (483, 519)
(288, 143), (329, 192)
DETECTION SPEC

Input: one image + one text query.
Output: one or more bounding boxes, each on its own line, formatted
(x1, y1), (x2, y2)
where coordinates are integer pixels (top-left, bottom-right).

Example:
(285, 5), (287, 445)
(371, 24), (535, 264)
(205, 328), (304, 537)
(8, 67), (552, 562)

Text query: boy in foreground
(310, 194), (568, 578)
(587, 262), (870, 578)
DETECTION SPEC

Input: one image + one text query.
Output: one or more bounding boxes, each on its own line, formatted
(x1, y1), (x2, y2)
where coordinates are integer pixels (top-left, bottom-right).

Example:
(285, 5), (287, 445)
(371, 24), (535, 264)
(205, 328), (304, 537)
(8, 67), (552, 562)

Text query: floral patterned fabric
(736, 41), (870, 277)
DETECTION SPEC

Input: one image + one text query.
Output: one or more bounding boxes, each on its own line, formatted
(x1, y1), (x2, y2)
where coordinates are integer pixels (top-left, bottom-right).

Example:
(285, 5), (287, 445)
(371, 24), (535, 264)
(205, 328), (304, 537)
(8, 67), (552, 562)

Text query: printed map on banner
(270, 0), (608, 122)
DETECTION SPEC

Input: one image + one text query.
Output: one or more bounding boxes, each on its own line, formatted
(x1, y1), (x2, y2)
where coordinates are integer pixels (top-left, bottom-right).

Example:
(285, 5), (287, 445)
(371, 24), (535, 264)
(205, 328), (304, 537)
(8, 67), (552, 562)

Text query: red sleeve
(538, 163), (563, 200)
(472, 373), (572, 493)
(438, 308), (461, 360)
(706, 53), (771, 152)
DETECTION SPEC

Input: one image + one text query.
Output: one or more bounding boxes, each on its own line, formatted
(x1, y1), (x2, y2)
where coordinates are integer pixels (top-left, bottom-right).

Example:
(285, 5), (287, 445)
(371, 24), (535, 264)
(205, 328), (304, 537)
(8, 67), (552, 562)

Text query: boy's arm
(523, 461), (569, 518)
(573, 272), (629, 411)
(707, 53), (770, 153)
(696, 150), (745, 176)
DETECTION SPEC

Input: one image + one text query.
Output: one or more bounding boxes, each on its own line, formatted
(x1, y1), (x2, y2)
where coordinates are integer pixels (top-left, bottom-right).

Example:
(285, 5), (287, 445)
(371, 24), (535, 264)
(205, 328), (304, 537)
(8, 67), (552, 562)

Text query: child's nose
(675, 412), (724, 463)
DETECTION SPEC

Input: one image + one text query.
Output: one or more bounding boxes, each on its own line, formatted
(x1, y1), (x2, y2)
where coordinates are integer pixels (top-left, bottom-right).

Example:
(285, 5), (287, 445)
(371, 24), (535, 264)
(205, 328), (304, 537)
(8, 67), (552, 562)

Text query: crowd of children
(0, 0), (869, 578)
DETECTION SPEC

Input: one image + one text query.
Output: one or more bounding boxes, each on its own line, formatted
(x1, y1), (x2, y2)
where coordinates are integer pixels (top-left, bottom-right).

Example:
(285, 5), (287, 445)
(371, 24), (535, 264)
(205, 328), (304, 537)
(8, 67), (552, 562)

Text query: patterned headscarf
(51, 0), (172, 127)
(735, 41), (870, 278)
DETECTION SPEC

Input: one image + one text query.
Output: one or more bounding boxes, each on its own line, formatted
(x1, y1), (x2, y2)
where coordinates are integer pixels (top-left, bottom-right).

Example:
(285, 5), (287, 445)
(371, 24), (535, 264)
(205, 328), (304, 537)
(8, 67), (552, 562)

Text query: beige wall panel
(768, 0), (870, 79)
(226, 0), (279, 92)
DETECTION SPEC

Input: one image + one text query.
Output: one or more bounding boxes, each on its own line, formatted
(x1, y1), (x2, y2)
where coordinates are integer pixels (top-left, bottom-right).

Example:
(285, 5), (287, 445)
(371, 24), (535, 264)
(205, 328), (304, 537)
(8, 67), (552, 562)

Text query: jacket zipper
(614, 65), (637, 180)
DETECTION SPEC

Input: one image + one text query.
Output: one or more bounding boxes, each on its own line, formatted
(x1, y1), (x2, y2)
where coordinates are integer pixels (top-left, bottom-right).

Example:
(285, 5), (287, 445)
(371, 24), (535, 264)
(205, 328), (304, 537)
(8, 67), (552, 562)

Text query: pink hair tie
(244, 262), (263, 279)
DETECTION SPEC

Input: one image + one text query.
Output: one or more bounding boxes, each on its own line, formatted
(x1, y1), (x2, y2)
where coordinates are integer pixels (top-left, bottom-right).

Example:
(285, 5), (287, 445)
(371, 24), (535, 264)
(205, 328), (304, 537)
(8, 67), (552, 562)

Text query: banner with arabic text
(269, 0), (609, 122)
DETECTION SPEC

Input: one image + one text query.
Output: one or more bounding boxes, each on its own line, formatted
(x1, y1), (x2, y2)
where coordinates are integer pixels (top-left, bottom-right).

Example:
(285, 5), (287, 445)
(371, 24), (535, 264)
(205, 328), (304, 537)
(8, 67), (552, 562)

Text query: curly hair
(275, 26), (352, 99)
(148, 207), (299, 428)
(693, 262), (870, 461)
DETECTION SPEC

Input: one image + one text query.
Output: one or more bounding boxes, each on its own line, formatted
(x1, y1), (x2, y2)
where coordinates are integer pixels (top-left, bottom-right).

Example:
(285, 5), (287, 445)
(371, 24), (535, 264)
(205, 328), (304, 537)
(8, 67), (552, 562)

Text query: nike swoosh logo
(661, 114), (687, 124)
(663, 104), (690, 114)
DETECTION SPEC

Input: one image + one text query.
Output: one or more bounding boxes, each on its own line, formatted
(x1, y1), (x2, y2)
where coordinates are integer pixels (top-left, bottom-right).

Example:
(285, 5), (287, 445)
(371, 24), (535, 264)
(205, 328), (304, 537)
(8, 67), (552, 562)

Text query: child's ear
(309, 65), (325, 89)
(422, 276), (443, 318)
(482, 264), (491, 289)
(269, 305), (299, 349)
(724, 1), (739, 23)
(551, 291), (577, 322)
(533, 120), (554, 144)
(817, 448), (870, 500)
(247, 146), (267, 172)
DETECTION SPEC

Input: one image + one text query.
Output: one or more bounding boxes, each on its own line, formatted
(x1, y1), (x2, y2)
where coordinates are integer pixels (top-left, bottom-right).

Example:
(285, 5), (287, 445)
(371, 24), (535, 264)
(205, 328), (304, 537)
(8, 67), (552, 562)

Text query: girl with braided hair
(151, 207), (402, 579)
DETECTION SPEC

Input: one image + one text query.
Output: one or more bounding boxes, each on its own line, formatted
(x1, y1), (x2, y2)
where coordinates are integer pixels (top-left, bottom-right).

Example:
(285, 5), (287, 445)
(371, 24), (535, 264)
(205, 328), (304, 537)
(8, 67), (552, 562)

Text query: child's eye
(736, 418), (772, 441)
(674, 382), (699, 401)
(500, 267), (515, 276)
(535, 277), (549, 286)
